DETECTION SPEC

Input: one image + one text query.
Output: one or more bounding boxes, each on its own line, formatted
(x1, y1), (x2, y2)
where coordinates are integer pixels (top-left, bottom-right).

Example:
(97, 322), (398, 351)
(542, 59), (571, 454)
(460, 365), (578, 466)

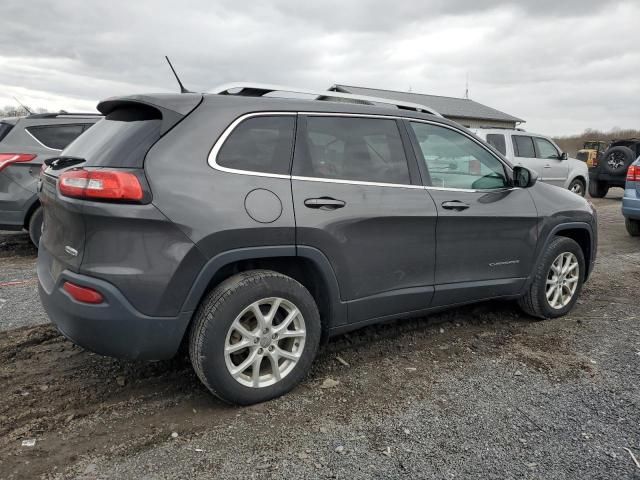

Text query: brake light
(63, 281), (104, 304)
(627, 165), (640, 182)
(58, 169), (143, 201)
(0, 153), (37, 172)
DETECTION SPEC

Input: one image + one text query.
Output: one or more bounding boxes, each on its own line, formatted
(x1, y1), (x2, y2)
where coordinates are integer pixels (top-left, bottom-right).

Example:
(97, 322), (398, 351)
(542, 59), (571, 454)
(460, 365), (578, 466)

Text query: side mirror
(560, 152), (568, 160)
(512, 166), (538, 188)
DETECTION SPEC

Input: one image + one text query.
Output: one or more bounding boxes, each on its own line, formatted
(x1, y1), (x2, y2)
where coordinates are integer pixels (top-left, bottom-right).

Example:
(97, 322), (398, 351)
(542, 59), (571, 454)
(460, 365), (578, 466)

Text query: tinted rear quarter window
(486, 134), (506, 155)
(217, 116), (295, 175)
(27, 124), (86, 150)
(0, 122), (13, 143)
(512, 135), (536, 158)
(294, 116), (410, 184)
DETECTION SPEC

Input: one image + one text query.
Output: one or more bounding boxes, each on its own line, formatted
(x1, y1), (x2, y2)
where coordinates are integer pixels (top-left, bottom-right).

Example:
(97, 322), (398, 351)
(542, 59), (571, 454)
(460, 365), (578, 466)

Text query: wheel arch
(179, 246), (346, 342)
(22, 197), (41, 229)
(545, 223), (594, 280)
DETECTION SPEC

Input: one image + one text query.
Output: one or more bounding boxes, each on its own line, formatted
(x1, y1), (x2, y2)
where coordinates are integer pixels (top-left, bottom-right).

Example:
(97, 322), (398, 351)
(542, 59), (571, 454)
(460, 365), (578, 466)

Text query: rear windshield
(0, 122), (13, 143)
(62, 107), (162, 168)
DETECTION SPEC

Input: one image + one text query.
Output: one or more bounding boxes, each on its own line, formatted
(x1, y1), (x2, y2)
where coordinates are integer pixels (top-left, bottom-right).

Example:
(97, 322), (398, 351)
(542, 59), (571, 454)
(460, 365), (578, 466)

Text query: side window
(486, 134), (506, 155)
(26, 124), (86, 150)
(217, 116), (295, 175)
(0, 122), (13, 142)
(512, 135), (535, 158)
(294, 116), (411, 185)
(534, 137), (559, 159)
(410, 122), (508, 190)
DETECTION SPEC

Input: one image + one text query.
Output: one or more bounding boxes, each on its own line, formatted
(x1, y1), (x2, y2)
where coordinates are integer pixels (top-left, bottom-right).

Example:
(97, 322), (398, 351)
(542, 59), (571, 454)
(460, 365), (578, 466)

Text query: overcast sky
(1, 0), (638, 135)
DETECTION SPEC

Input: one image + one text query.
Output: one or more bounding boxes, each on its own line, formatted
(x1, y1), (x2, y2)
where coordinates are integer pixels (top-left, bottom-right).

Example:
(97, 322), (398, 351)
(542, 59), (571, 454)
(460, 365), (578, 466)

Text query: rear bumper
(588, 171), (625, 187)
(37, 247), (193, 360)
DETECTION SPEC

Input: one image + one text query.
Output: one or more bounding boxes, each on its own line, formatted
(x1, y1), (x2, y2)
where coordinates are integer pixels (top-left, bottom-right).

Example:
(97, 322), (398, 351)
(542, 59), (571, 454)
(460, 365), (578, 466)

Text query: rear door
(533, 136), (568, 187)
(291, 114), (437, 325)
(407, 121), (538, 306)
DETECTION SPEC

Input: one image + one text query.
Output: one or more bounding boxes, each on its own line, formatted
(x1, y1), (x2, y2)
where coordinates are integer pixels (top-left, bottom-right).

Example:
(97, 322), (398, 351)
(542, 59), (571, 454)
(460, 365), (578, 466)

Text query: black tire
(518, 237), (585, 319)
(588, 180), (609, 198)
(189, 270), (321, 405)
(28, 206), (43, 247)
(602, 146), (634, 175)
(626, 218), (640, 237)
(568, 178), (586, 196)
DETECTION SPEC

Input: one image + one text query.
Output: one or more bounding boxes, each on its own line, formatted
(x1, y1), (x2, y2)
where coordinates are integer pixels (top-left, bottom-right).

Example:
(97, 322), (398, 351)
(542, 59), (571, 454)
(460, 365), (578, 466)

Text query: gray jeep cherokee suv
(38, 85), (597, 405)
(0, 113), (100, 245)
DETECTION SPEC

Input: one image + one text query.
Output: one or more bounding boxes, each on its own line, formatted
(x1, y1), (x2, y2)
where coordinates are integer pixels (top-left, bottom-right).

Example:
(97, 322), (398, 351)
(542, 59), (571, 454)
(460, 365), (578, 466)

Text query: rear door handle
(304, 197), (346, 210)
(441, 200), (470, 211)
(544, 164), (552, 168)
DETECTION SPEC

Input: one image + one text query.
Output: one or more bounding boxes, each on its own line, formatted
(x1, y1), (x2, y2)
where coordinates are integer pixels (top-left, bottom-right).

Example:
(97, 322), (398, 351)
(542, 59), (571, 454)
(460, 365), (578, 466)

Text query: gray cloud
(1, 0), (638, 134)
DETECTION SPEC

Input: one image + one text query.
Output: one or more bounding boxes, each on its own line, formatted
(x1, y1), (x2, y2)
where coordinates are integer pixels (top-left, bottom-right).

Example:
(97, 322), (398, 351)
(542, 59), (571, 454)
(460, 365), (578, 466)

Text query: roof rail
(209, 82), (442, 117)
(26, 112), (102, 119)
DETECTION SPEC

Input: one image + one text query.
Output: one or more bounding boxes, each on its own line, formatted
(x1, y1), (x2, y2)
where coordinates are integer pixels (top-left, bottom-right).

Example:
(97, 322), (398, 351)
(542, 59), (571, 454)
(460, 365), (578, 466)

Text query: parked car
(588, 139), (640, 198)
(471, 128), (589, 196)
(38, 85), (597, 405)
(622, 156), (640, 236)
(576, 140), (609, 165)
(0, 112), (100, 245)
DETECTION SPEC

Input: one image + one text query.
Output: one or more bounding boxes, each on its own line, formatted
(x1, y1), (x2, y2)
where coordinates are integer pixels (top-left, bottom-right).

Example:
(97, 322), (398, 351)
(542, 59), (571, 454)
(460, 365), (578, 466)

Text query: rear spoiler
(97, 93), (203, 135)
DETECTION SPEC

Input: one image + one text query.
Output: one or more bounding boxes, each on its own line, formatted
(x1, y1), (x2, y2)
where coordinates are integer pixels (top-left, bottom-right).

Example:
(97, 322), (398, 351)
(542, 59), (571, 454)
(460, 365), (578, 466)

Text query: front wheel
(189, 270), (321, 405)
(518, 237), (585, 319)
(568, 178), (586, 196)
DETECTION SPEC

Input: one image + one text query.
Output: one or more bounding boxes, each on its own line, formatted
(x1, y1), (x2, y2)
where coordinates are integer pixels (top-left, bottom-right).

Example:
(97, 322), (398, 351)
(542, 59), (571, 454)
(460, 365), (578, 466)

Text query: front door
(407, 120), (539, 306)
(534, 136), (568, 188)
(291, 115), (437, 324)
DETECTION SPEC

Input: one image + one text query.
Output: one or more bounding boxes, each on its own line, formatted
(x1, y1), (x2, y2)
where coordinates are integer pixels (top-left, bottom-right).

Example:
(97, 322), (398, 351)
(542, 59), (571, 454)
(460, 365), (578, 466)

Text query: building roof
(330, 84), (525, 124)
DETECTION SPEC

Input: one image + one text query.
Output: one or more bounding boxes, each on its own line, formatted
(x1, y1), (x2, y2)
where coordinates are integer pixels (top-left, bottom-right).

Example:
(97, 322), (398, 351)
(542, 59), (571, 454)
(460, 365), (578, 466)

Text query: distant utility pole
(464, 73), (469, 99)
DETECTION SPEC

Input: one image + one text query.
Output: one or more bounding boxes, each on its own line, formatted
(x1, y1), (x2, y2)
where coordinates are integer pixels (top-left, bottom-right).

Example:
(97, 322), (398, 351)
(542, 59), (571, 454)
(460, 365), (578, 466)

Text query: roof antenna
(165, 56), (192, 93)
(13, 96), (33, 114)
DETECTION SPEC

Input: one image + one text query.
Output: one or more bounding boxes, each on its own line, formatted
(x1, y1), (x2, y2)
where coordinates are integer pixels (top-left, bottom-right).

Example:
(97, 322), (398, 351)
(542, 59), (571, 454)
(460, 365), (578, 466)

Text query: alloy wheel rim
(607, 153), (624, 169)
(545, 252), (579, 309)
(570, 182), (582, 195)
(224, 297), (306, 388)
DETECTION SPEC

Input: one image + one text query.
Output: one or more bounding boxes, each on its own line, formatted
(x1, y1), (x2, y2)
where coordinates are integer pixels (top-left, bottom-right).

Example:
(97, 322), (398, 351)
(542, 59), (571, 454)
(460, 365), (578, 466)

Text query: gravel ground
(0, 191), (639, 480)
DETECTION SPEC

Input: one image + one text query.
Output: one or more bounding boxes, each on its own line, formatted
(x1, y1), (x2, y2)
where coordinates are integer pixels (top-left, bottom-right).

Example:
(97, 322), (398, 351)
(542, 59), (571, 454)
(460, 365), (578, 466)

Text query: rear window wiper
(44, 156), (86, 170)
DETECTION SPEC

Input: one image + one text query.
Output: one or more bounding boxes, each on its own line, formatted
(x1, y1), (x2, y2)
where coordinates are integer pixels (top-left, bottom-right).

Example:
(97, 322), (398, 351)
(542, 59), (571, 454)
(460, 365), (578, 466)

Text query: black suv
(588, 139), (640, 197)
(38, 85), (597, 405)
(0, 113), (100, 245)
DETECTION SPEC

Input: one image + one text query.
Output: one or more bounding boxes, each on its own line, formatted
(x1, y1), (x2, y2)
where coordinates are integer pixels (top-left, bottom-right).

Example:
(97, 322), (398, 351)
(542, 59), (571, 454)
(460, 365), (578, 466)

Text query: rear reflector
(63, 281), (104, 304)
(0, 153), (37, 172)
(58, 169), (143, 201)
(627, 165), (640, 182)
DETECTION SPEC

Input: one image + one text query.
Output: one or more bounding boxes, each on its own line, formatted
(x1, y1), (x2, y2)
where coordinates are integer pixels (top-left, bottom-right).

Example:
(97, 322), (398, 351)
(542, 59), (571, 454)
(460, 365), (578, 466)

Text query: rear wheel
(626, 218), (640, 237)
(28, 206), (43, 247)
(588, 180), (609, 198)
(189, 270), (321, 405)
(518, 237), (585, 319)
(568, 178), (586, 196)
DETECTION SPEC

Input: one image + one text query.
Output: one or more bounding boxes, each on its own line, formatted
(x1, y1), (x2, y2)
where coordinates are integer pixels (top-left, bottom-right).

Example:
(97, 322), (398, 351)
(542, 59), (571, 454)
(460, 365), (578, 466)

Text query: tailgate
(40, 169), (86, 276)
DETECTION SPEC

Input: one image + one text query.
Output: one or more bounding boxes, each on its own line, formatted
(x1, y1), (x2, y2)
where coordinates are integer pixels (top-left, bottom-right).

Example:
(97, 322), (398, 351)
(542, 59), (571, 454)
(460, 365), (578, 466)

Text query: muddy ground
(0, 192), (639, 479)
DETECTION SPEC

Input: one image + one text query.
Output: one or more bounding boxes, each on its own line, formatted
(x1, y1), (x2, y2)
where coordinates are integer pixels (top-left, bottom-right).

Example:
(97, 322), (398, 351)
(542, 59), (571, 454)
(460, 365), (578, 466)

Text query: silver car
(0, 112), (100, 245)
(471, 128), (589, 196)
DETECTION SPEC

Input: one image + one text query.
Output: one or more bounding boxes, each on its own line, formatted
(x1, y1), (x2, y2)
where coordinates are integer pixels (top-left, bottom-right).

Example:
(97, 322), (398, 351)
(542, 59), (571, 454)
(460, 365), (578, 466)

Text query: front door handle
(544, 164), (552, 168)
(441, 200), (470, 211)
(304, 197), (346, 210)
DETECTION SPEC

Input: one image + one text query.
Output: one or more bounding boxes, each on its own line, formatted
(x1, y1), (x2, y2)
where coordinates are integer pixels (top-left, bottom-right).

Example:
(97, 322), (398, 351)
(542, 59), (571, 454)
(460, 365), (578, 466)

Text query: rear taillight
(58, 169), (144, 201)
(627, 165), (640, 182)
(0, 153), (37, 172)
(63, 281), (104, 304)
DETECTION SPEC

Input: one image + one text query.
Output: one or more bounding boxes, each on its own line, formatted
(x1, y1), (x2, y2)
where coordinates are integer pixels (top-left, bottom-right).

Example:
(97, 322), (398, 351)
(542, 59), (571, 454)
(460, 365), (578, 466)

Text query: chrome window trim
(207, 111), (514, 193)
(291, 175), (424, 190)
